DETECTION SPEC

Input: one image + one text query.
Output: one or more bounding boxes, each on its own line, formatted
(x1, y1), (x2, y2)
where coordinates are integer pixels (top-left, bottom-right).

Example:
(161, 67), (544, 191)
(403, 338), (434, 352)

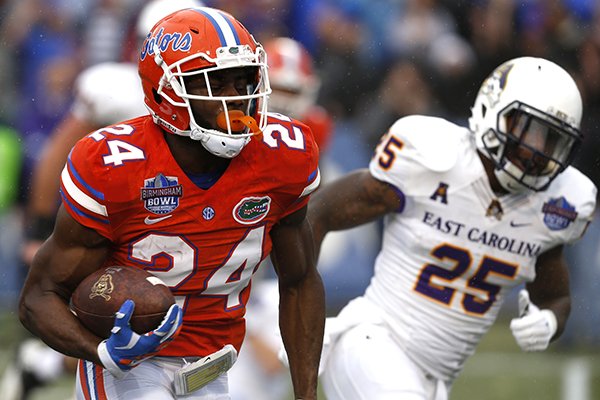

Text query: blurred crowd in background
(0, 0), (600, 347)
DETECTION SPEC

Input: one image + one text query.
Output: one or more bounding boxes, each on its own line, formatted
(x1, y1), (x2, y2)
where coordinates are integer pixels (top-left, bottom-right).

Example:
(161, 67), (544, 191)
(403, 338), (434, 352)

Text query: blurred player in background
(262, 37), (333, 151)
(228, 36), (333, 400)
(1, 2), (203, 399)
(19, 6), (324, 400)
(309, 57), (596, 399)
(22, 0), (205, 264)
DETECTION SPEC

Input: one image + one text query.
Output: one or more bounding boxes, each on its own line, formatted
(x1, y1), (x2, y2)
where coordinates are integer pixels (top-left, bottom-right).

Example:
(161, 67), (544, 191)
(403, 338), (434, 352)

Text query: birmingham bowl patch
(542, 197), (577, 231)
(233, 196), (271, 225)
(141, 173), (183, 215)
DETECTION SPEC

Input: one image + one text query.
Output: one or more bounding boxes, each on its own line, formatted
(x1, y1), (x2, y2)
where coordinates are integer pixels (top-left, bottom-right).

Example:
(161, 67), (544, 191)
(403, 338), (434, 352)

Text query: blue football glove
(97, 299), (183, 378)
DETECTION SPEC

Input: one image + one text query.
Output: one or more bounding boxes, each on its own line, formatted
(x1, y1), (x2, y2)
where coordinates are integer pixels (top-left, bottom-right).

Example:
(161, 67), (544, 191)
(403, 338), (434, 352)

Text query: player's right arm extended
(308, 169), (402, 254)
(19, 205), (113, 365)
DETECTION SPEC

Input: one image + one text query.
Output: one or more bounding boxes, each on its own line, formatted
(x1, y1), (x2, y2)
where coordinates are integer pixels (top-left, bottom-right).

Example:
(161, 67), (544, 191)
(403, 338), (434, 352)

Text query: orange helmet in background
(263, 37), (320, 121)
(264, 37), (332, 150)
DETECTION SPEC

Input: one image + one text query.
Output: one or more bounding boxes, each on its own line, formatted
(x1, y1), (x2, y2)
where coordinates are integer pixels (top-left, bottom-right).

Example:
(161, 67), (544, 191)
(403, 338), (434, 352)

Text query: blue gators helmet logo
(141, 173), (183, 215)
(233, 196), (271, 225)
(542, 197), (578, 231)
(140, 27), (192, 61)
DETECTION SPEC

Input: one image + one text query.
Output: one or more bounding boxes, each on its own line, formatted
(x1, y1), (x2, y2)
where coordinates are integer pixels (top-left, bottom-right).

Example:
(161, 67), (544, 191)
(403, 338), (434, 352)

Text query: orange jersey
(60, 114), (320, 357)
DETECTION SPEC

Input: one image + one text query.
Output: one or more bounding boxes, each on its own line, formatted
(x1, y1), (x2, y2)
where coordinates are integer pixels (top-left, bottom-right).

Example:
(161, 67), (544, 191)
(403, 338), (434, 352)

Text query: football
(70, 266), (175, 339)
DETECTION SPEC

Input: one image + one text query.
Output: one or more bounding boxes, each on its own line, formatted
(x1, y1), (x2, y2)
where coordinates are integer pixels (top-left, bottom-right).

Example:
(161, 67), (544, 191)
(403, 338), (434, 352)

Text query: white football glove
(510, 289), (557, 352)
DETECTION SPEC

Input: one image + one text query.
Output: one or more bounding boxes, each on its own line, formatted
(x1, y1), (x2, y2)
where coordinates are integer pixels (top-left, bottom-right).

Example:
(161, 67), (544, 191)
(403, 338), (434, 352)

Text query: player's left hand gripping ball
(97, 299), (183, 378)
(510, 290), (557, 352)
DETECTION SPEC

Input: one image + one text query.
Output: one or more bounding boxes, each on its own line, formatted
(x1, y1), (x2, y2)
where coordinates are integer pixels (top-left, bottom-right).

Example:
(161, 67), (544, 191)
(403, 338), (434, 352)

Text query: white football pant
(76, 357), (229, 399)
(321, 323), (449, 400)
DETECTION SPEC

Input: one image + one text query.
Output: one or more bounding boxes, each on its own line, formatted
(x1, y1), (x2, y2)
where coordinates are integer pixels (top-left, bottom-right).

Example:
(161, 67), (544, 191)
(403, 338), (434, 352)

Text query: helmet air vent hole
(481, 104), (487, 118)
(189, 26), (199, 34)
(152, 89), (162, 104)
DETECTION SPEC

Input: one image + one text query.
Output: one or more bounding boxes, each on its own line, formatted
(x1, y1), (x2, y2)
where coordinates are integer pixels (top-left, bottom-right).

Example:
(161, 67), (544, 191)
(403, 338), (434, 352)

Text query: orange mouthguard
(216, 111), (263, 137)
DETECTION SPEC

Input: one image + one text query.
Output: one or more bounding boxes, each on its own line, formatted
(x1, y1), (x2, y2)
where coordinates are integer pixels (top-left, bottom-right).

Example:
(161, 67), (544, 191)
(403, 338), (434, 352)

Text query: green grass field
(451, 321), (600, 400)
(1, 310), (598, 400)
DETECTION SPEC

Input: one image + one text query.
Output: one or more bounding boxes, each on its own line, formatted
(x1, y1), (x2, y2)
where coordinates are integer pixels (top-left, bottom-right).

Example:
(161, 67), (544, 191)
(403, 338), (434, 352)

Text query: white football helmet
(469, 57), (583, 193)
(263, 37), (319, 119)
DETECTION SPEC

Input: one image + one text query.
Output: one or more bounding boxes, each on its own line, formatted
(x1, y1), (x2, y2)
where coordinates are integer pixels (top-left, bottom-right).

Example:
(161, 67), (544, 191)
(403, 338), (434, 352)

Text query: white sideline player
(308, 57), (597, 399)
(3, 2), (203, 400)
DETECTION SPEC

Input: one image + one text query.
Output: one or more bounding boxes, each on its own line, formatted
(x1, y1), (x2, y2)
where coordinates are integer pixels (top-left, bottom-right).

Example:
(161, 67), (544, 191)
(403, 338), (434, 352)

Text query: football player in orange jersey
(19, 7), (324, 400)
(4, 2), (203, 400)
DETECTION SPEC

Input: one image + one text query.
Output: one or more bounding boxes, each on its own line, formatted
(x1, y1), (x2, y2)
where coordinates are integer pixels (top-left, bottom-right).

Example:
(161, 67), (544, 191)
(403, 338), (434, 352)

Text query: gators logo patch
(233, 196), (271, 225)
(542, 197), (577, 231)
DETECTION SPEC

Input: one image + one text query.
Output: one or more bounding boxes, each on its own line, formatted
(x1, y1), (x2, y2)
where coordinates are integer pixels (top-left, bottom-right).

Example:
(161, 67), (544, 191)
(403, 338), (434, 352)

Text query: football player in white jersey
(308, 57), (597, 400)
(3, 2), (203, 399)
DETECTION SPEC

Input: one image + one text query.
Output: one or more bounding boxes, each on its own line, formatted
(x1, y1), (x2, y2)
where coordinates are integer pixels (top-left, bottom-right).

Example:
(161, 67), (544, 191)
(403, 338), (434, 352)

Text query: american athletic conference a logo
(141, 173), (183, 215)
(233, 196), (271, 225)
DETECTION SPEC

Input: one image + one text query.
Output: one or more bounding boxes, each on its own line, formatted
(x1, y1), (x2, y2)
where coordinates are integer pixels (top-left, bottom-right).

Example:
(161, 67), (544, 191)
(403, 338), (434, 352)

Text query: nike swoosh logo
(510, 221), (531, 228)
(144, 215), (173, 225)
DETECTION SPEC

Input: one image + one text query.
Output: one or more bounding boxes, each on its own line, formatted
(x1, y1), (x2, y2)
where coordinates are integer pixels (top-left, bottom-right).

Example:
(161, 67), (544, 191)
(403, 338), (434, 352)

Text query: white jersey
(361, 115), (596, 382)
(71, 62), (147, 126)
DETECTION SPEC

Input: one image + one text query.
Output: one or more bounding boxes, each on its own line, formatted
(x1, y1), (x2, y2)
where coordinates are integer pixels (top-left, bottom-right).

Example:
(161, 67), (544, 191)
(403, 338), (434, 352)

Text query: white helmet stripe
(194, 7), (240, 47)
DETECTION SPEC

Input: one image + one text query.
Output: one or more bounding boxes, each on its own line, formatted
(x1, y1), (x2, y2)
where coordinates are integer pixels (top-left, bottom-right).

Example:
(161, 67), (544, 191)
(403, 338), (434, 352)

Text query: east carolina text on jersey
(366, 115), (596, 381)
(59, 113), (320, 357)
(421, 211), (542, 257)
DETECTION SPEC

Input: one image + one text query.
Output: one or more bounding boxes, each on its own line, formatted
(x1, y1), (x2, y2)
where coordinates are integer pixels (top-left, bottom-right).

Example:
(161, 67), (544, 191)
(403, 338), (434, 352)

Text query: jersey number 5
(377, 134), (404, 170)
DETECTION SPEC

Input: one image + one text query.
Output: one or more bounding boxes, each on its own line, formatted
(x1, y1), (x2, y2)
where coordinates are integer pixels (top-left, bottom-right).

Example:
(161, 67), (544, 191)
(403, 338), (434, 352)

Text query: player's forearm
(309, 173), (371, 235)
(279, 269), (325, 399)
(19, 282), (102, 364)
(541, 294), (570, 340)
(309, 169), (399, 240)
(20, 222), (110, 364)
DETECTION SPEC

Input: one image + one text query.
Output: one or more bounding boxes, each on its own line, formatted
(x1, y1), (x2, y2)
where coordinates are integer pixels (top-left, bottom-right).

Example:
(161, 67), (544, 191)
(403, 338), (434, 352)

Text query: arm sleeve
(59, 137), (113, 240)
(279, 119), (321, 218)
(369, 116), (460, 195)
(565, 175), (597, 244)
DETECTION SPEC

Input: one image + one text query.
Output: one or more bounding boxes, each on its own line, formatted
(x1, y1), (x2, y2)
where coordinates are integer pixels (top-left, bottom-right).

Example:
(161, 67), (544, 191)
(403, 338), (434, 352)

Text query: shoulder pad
(251, 113), (321, 200)
(547, 167), (597, 221)
(388, 115), (467, 172)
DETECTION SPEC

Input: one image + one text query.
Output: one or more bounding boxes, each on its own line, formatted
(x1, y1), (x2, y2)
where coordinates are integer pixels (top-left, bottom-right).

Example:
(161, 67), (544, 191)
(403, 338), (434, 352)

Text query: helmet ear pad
(140, 72), (191, 134)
